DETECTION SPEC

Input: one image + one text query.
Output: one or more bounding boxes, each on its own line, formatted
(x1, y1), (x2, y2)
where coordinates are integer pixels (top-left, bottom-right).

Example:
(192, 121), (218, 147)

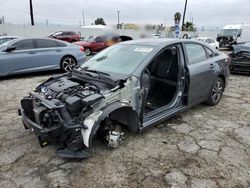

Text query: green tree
(94, 18), (106, 25)
(174, 12), (182, 24)
(183, 21), (196, 31)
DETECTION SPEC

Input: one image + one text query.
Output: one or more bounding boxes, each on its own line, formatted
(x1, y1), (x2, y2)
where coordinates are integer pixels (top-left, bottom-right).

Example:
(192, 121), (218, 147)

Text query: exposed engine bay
(19, 74), (139, 158)
(216, 35), (235, 48)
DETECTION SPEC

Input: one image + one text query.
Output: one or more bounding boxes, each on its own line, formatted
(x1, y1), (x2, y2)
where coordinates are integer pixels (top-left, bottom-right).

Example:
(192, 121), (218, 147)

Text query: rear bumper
(77, 55), (87, 66)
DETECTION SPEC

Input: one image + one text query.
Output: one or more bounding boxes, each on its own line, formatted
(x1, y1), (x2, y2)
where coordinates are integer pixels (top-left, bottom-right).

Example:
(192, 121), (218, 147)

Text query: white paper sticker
(134, 48), (153, 53)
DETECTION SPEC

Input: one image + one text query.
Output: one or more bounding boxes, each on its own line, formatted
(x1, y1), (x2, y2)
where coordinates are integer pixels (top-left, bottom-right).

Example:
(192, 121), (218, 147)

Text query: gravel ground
(0, 71), (249, 188)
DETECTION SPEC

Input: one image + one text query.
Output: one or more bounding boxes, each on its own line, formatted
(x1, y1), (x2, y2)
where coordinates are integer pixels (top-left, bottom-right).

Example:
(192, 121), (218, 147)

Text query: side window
(55, 41), (67, 47)
(95, 37), (104, 42)
(209, 39), (215, 43)
(184, 43), (207, 64)
(13, 39), (34, 50)
(63, 32), (71, 35)
(204, 39), (210, 44)
(36, 39), (58, 48)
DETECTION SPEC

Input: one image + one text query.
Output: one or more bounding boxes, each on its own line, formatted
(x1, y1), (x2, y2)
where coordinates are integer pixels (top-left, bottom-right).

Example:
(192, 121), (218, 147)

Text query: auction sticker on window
(134, 48), (153, 53)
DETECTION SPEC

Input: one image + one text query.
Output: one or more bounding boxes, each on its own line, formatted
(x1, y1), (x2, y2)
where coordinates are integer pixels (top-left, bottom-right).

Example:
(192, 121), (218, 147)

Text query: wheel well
(85, 47), (91, 50)
(60, 55), (77, 67)
(102, 107), (139, 133)
(218, 75), (225, 88)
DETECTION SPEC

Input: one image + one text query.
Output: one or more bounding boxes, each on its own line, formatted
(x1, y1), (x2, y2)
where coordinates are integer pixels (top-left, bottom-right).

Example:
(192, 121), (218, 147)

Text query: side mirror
(5, 46), (16, 52)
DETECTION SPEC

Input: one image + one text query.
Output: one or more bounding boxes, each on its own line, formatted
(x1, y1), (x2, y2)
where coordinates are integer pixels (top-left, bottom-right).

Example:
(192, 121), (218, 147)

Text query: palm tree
(182, 0), (188, 31)
(174, 12), (182, 24)
(183, 21), (195, 31)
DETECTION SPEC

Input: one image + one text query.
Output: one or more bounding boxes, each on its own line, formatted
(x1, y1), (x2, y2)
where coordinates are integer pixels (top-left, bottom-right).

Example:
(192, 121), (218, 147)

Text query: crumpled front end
(216, 35), (235, 48)
(19, 76), (104, 158)
(230, 43), (250, 74)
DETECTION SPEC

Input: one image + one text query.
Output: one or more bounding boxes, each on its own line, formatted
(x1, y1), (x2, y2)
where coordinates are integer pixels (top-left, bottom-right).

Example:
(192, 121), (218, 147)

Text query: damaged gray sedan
(19, 39), (230, 158)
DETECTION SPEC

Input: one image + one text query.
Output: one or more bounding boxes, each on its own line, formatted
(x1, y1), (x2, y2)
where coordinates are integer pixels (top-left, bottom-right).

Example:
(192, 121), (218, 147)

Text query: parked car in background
(0, 38), (86, 76)
(19, 39), (229, 158)
(0, 36), (19, 45)
(194, 37), (219, 49)
(216, 24), (250, 48)
(48, 31), (80, 43)
(74, 34), (133, 56)
(74, 35), (108, 56)
(230, 42), (250, 74)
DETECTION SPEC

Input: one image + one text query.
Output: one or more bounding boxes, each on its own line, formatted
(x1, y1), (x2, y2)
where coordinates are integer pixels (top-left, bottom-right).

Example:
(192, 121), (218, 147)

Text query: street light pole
(117, 10), (120, 29)
(29, 0), (34, 26)
(182, 0), (187, 31)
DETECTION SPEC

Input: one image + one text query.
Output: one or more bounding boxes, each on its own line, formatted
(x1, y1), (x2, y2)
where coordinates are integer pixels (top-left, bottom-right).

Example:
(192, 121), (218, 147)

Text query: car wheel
(84, 48), (92, 56)
(206, 77), (224, 106)
(60, 56), (77, 72)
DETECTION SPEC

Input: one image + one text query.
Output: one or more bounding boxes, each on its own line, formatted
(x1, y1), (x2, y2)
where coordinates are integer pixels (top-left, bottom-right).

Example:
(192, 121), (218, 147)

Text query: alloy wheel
(85, 48), (91, 56)
(212, 80), (223, 103)
(62, 57), (76, 72)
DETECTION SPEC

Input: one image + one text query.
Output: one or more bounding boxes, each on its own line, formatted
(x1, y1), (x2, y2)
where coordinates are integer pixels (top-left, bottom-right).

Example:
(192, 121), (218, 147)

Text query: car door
(93, 37), (106, 51)
(34, 39), (64, 70)
(183, 42), (217, 105)
(0, 39), (38, 75)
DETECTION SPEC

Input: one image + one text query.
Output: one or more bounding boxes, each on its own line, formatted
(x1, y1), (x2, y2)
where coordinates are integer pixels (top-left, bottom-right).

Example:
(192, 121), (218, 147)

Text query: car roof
(121, 38), (190, 47)
(196, 37), (209, 40)
(6, 37), (70, 46)
(0, 36), (19, 39)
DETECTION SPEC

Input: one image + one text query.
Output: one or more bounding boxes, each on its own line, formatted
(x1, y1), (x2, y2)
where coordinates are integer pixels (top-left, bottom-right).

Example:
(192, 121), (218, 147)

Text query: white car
(195, 37), (219, 49)
(0, 36), (19, 45)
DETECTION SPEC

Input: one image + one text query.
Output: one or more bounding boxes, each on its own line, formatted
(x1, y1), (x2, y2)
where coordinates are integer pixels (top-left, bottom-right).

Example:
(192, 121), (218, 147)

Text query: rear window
(55, 41), (67, 47)
(36, 39), (58, 48)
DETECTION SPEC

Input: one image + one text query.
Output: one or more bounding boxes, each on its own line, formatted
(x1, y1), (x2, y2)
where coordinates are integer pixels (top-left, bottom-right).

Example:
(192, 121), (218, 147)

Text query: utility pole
(46, 19), (48, 26)
(29, 0), (34, 25)
(117, 10), (120, 29)
(182, 0), (187, 31)
(2, 16), (4, 24)
(82, 11), (85, 26)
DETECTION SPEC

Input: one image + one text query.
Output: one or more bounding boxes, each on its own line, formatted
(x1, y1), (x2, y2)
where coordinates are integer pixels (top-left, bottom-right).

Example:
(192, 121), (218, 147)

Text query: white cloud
(0, 0), (249, 28)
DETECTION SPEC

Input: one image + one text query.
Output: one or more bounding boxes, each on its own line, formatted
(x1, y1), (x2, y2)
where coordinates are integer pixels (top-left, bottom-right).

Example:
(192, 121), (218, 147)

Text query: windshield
(0, 40), (13, 50)
(81, 44), (154, 76)
(85, 36), (96, 42)
(219, 29), (239, 36)
(196, 38), (206, 42)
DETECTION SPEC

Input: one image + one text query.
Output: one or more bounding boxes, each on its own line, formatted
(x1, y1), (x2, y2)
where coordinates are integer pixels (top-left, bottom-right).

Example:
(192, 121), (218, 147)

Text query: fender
(81, 101), (138, 148)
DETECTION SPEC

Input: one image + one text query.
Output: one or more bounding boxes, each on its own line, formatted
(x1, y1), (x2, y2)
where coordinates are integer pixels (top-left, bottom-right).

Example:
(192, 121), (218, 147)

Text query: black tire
(60, 56), (77, 72)
(84, 48), (92, 56)
(205, 77), (224, 106)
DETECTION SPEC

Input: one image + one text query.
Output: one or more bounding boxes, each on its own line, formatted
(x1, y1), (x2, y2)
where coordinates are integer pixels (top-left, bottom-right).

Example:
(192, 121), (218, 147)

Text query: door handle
(209, 64), (215, 68)
(56, 49), (62, 52)
(28, 51), (36, 54)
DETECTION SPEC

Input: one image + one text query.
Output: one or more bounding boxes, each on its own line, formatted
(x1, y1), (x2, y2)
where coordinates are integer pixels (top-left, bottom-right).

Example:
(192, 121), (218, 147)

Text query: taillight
(225, 56), (231, 65)
(80, 46), (84, 52)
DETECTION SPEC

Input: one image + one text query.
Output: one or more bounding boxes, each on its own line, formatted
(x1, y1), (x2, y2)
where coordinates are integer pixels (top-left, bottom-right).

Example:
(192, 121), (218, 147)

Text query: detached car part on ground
(19, 39), (230, 158)
(230, 42), (250, 74)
